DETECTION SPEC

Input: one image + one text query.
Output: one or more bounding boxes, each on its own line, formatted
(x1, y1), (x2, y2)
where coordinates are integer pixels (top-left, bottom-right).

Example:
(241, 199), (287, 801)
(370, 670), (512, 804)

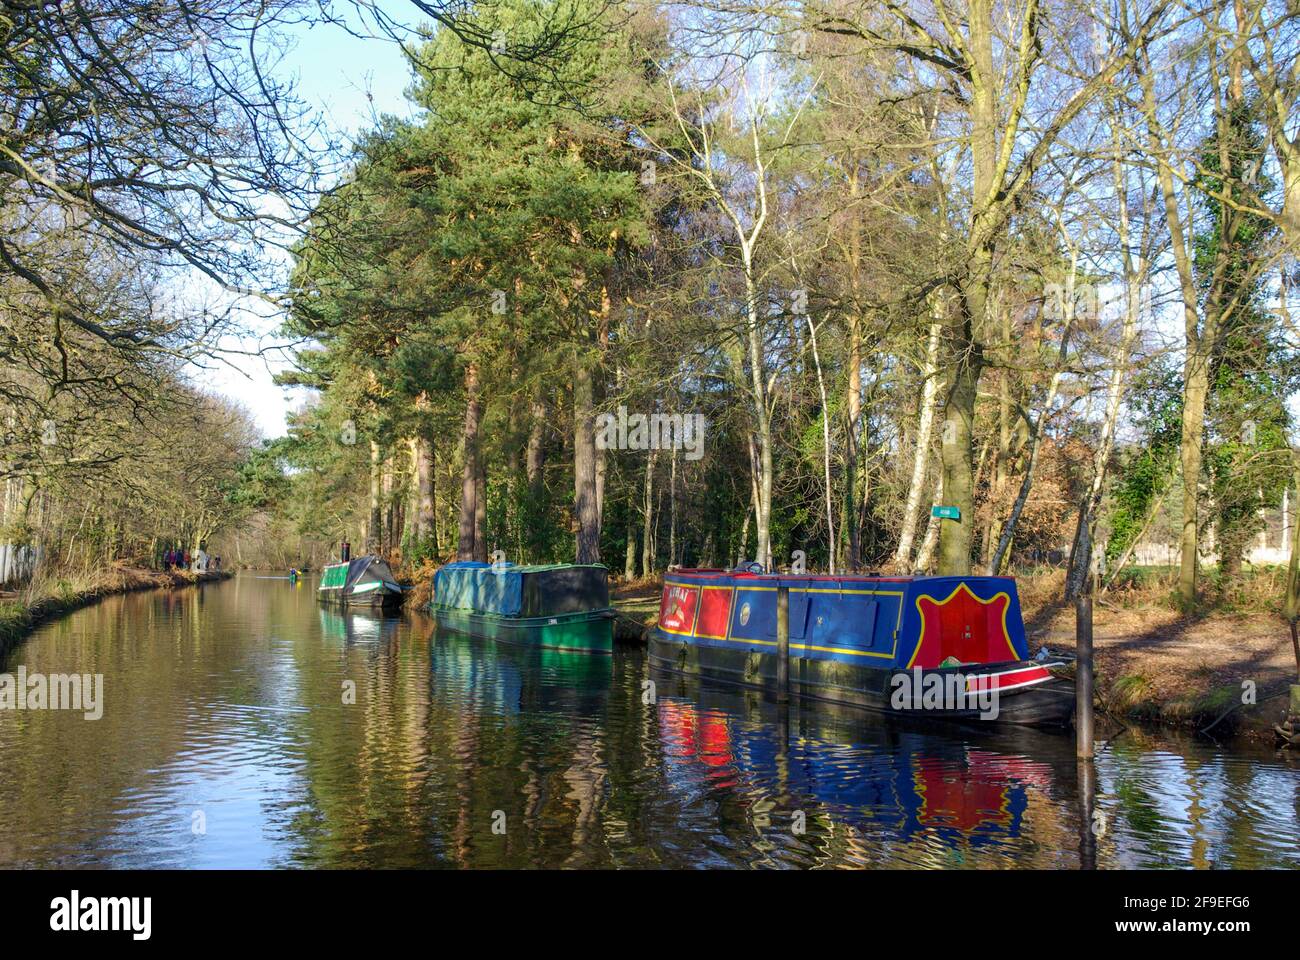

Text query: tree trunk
(915, 473), (944, 573)
(382, 453), (395, 553)
(407, 436), (422, 543)
(668, 446), (678, 567)
(738, 241), (774, 571)
(1067, 116), (1141, 599)
(934, 0), (998, 576)
(844, 170), (864, 570)
(408, 429), (435, 551)
(893, 313), (942, 570)
(573, 348), (600, 564)
(806, 312), (836, 574)
(526, 395), (546, 488)
(986, 302), (1013, 571)
(458, 363), (481, 561)
(937, 317), (981, 575)
(1283, 452), (1300, 624)
(1142, 54), (1213, 612)
(641, 449), (656, 575)
(596, 443), (606, 545)
(420, 432), (435, 546)
(474, 459), (487, 563)
(368, 440), (383, 553)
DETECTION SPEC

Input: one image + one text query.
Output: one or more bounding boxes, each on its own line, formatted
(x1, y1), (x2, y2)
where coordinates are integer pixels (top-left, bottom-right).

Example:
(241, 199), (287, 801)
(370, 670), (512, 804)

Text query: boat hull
(649, 631), (1075, 728)
(318, 588), (404, 610)
(435, 605), (614, 654)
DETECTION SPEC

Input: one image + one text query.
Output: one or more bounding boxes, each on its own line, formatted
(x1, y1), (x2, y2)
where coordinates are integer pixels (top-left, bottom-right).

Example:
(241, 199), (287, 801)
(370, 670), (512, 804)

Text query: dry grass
(1, 561), (228, 661)
(395, 557), (439, 608)
(1016, 567), (1298, 736)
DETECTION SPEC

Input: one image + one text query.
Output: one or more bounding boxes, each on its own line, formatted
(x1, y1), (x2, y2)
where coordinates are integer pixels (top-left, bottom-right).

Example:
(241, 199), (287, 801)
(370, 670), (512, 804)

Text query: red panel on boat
(696, 587), (732, 639)
(660, 582), (699, 635)
(909, 583), (1016, 668)
(966, 665), (1051, 693)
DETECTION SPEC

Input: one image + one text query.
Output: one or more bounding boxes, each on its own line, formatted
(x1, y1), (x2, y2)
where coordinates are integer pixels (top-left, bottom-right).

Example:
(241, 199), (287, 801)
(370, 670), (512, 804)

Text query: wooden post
(1077, 758), (1097, 870)
(776, 584), (790, 702)
(1076, 594), (1094, 758)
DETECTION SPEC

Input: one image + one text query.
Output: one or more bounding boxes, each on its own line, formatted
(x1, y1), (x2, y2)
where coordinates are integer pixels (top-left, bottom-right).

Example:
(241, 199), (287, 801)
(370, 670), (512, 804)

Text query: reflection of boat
(317, 606), (401, 644)
(431, 562), (614, 653)
(318, 556), (404, 609)
(428, 624), (613, 716)
(651, 569), (1075, 727)
(657, 688), (1069, 848)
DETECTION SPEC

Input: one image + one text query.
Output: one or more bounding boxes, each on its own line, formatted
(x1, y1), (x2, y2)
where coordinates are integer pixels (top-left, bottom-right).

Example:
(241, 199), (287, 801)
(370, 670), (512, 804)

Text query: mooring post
(1077, 757), (1098, 870)
(1076, 593), (1095, 759)
(776, 583), (790, 702)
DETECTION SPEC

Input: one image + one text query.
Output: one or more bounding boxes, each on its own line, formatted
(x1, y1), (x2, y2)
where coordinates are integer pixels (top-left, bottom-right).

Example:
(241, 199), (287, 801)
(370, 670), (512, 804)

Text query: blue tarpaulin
(432, 562), (610, 617)
(434, 562), (524, 616)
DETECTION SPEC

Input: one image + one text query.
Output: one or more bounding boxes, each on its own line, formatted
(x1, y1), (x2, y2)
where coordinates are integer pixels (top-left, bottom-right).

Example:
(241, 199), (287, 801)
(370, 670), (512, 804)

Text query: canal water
(1, 574), (1297, 868)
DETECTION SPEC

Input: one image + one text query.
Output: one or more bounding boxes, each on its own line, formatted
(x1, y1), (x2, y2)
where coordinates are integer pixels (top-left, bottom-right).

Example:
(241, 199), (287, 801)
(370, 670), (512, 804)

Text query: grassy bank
(0, 563), (232, 663)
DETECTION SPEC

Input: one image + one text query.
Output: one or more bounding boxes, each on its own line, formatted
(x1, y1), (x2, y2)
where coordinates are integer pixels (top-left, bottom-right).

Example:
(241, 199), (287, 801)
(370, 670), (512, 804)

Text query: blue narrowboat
(650, 568), (1075, 727)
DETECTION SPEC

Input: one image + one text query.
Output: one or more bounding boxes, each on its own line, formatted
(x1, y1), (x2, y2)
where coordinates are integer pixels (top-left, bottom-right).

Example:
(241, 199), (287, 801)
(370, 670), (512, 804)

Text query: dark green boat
(431, 562), (614, 654)
(318, 555), (404, 609)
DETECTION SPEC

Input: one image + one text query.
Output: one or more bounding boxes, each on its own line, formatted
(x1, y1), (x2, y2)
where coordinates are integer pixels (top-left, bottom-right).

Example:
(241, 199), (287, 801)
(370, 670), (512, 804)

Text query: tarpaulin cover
(322, 556), (398, 591)
(434, 562), (609, 617)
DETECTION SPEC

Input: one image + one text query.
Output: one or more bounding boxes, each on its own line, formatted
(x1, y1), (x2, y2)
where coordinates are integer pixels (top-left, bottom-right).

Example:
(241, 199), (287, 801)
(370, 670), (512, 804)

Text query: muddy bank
(0, 567), (232, 664)
(1022, 598), (1299, 740)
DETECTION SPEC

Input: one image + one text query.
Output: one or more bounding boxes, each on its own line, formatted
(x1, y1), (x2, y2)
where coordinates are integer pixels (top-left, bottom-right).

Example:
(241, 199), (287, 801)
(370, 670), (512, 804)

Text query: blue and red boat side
(650, 569), (1075, 727)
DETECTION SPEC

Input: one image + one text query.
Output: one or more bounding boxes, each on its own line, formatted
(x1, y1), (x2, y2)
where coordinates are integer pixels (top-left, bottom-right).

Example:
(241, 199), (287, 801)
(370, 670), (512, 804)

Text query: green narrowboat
(431, 562), (614, 654)
(318, 555), (404, 609)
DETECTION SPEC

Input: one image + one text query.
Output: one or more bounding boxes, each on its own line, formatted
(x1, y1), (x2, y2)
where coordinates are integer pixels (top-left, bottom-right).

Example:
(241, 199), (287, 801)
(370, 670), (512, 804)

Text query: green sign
(931, 505), (961, 520)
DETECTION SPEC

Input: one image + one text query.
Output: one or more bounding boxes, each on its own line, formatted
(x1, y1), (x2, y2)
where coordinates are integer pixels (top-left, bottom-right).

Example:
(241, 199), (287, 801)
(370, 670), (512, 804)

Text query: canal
(1, 574), (1297, 868)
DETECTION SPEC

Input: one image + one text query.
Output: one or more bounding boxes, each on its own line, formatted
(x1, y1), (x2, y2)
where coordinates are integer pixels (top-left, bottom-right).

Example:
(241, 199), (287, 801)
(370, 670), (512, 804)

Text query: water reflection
(0, 573), (1295, 868)
(318, 607), (401, 645)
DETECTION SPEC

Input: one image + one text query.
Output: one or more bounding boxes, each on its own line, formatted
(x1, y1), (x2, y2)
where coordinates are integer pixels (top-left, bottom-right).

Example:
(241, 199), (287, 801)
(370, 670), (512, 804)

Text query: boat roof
(439, 561), (608, 574)
(665, 567), (1014, 584)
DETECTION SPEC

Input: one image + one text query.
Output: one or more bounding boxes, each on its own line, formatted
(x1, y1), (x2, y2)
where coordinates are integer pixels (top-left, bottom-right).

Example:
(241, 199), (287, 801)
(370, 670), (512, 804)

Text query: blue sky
(205, 7), (419, 438)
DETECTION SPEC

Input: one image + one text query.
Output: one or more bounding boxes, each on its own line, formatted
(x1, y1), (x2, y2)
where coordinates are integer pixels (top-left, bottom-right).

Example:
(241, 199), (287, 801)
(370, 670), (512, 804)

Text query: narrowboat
(650, 568), (1075, 727)
(317, 555), (404, 609)
(432, 561), (614, 654)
